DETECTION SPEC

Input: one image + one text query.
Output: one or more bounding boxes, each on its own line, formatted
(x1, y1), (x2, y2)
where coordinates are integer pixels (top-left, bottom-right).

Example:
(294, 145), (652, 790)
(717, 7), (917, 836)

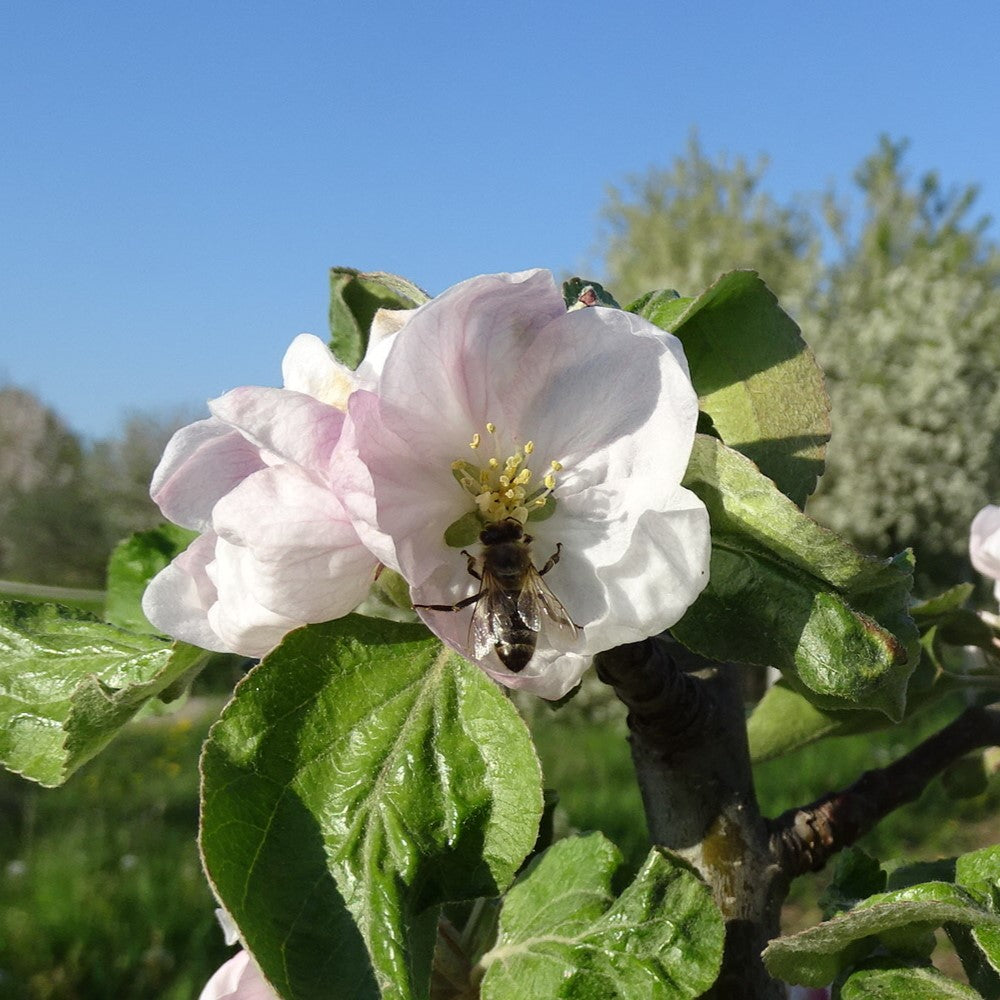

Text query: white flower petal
(208, 538), (308, 657)
(970, 504), (1000, 602)
(212, 465), (376, 622)
(150, 419), (266, 531)
(141, 533), (230, 651)
(209, 387), (344, 473)
(281, 333), (357, 409)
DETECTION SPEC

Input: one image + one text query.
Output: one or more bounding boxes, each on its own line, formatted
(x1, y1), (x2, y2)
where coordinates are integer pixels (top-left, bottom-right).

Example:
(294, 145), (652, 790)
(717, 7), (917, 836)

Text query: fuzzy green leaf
(479, 834), (723, 1000)
(0, 601), (202, 785)
(676, 436), (918, 717)
(637, 270), (830, 506)
(329, 268), (429, 369)
(200, 615), (543, 1000)
(839, 960), (983, 999)
(764, 882), (1000, 987)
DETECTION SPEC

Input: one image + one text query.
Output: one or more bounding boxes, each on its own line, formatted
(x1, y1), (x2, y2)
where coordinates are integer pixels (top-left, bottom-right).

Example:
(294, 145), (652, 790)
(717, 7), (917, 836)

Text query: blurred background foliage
(2, 134), (1000, 995)
(602, 133), (1000, 595)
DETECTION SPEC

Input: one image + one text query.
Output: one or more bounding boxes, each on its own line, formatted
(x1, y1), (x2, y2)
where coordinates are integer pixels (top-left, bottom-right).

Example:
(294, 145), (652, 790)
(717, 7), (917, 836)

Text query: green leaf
(675, 436), (918, 717)
(955, 844), (1000, 907)
(561, 276), (621, 309)
(0, 601), (203, 785)
(329, 268), (429, 369)
(820, 848), (887, 918)
(636, 270), (831, 506)
(763, 882), (1000, 987)
(747, 675), (959, 762)
(479, 834), (724, 1000)
(104, 524), (197, 633)
(627, 289), (692, 330)
(200, 615), (543, 1000)
(839, 960), (983, 999)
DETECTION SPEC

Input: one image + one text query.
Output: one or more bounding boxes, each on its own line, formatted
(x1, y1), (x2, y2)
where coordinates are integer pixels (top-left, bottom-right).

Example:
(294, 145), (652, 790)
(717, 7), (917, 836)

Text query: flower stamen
(452, 422), (562, 524)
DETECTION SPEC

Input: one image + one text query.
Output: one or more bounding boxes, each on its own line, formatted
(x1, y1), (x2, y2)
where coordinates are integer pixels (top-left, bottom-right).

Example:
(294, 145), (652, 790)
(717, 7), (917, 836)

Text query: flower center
(451, 422), (562, 525)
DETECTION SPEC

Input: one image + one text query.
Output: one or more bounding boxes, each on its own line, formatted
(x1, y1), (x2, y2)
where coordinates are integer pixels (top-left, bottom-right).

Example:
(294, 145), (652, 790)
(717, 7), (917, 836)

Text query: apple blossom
(970, 504), (1000, 601)
(198, 950), (279, 1000)
(340, 269), (711, 699)
(141, 328), (400, 657)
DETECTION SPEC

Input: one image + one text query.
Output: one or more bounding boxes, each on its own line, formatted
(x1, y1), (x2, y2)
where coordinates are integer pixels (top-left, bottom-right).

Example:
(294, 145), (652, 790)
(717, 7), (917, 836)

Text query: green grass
(0, 704), (230, 1000)
(1, 687), (997, 998)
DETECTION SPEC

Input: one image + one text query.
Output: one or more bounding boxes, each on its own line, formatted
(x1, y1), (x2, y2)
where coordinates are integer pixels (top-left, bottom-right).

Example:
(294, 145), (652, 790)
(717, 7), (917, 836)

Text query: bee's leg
(538, 542), (563, 576)
(460, 549), (482, 581)
(413, 593), (481, 613)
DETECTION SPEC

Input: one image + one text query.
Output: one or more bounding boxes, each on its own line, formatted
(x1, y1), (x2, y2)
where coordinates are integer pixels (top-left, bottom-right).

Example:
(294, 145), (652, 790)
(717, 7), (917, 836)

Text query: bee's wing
(518, 570), (577, 639)
(470, 572), (519, 660)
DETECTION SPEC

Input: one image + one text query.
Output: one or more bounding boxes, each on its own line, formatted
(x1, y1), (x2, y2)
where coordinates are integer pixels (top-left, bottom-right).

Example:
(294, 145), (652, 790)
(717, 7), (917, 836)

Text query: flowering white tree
(2, 266), (1000, 999)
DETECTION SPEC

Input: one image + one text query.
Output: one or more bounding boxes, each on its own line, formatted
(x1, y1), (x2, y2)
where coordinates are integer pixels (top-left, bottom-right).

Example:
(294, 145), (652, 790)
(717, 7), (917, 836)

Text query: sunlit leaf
(479, 834), (723, 1000)
(0, 601), (202, 785)
(201, 615), (542, 1000)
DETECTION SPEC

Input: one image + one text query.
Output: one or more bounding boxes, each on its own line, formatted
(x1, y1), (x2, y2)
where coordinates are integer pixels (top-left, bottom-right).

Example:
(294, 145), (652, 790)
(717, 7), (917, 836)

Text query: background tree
(601, 132), (821, 312)
(82, 409), (195, 546)
(804, 138), (1000, 591)
(0, 387), (107, 586)
(0, 387), (187, 587)
(600, 135), (1000, 593)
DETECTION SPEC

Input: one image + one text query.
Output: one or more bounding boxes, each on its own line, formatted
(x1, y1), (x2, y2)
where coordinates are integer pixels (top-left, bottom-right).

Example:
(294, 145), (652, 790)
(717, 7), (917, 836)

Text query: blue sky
(3, 1), (999, 441)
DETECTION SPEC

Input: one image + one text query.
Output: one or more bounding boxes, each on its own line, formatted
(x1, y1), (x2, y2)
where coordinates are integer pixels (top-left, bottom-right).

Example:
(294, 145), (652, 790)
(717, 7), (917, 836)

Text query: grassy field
(1, 689), (997, 997)
(0, 705), (229, 1000)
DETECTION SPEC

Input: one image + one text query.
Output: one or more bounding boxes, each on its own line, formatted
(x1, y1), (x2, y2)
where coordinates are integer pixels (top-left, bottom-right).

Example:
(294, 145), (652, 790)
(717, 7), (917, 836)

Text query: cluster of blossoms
(143, 269), (711, 699)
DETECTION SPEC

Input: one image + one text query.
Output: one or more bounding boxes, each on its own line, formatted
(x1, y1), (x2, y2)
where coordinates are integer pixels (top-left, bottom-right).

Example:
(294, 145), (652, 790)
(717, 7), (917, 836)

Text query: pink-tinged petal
(211, 465), (377, 621)
(198, 950), (279, 1000)
(376, 270), (565, 445)
(281, 333), (357, 407)
(335, 396), (401, 570)
(207, 538), (307, 657)
(141, 533), (229, 652)
(342, 391), (474, 582)
(209, 387), (345, 473)
(150, 419), (266, 531)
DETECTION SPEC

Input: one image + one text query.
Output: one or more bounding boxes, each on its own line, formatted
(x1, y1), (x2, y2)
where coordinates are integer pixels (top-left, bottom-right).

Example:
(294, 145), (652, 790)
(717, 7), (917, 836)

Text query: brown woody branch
(597, 638), (787, 999)
(770, 704), (1000, 878)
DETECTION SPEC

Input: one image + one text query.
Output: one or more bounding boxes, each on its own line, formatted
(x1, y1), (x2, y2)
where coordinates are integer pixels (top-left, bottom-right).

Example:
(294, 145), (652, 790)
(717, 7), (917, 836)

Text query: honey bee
(415, 517), (577, 672)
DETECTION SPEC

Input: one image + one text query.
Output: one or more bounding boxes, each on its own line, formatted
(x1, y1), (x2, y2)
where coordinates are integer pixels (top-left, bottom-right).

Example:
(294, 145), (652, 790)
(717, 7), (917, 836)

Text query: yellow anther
(452, 423), (563, 526)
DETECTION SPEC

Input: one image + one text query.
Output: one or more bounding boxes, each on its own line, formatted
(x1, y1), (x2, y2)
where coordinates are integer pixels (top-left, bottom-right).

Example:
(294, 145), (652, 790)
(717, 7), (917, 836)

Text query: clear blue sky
(3, 1), (999, 441)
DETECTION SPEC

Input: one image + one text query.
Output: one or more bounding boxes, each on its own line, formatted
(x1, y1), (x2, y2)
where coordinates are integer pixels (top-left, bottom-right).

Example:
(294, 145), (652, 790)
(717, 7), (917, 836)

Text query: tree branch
(770, 705), (1000, 878)
(597, 637), (787, 999)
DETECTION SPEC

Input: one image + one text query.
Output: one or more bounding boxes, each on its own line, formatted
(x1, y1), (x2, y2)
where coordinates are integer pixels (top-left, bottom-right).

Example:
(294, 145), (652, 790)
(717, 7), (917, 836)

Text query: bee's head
(479, 518), (526, 545)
